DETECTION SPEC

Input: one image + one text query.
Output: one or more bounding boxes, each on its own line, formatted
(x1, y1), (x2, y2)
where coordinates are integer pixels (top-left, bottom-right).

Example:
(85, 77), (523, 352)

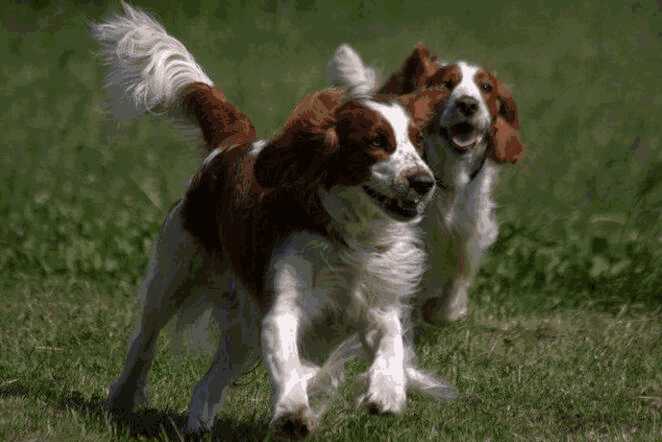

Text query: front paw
(272, 406), (318, 439)
(359, 384), (406, 415)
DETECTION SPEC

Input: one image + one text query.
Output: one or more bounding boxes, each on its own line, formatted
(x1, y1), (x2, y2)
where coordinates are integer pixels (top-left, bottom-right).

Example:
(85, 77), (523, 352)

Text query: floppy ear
(254, 89), (342, 188)
(380, 43), (440, 95)
(253, 128), (338, 188)
(489, 81), (524, 163)
(399, 88), (450, 131)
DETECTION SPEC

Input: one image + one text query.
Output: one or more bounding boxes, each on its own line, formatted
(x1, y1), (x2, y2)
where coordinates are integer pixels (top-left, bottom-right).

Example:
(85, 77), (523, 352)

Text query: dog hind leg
(185, 282), (260, 434)
(107, 201), (199, 411)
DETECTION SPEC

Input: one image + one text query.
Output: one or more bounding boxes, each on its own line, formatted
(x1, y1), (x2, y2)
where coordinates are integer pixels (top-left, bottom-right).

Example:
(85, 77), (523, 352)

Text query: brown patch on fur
(476, 72), (524, 163)
(254, 89), (343, 189)
(330, 101), (398, 185)
(399, 89), (450, 131)
(426, 64), (462, 91)
(377, 45), (525, 164)
(494, 80), (520, 130)
(475, 69), (499, 117)
(183, 146), (330, 312)
(489, 116), (524, 163)
(399, 88), (450, 153)
(183, 88), (425, 311)
(380, 43), (440, 95)
(255, 89), (404, 189)
(183, 82), (256, 151)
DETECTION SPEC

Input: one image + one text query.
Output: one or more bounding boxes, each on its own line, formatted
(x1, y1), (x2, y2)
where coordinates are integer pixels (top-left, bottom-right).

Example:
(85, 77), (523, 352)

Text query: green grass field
(1, 0), (660, 440)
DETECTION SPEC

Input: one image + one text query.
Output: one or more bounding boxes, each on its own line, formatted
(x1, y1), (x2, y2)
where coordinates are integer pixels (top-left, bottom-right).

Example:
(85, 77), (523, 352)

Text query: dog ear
(380, 43), (440, 95)
(489, 81), (524, 163)
(489, 117), (523, 164)
(399, 87), (450, 131)
(254, 89), (342, 188)
(496, 81), (519, 129)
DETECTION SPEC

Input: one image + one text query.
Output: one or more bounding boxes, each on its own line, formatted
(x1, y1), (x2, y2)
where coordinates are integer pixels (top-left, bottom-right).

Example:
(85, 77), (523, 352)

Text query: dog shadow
(0, 382), (270, 441)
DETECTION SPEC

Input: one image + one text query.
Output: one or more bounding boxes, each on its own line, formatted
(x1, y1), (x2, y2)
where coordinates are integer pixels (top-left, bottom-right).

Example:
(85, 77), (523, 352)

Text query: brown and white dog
(328, 44), (524, 324)
(94, 4), (455, 438)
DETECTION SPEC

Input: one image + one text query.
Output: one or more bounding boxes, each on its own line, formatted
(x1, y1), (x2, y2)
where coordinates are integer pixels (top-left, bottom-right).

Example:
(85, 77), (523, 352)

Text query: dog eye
(481, 82), (493, 92)
(443, 80), (454, 89)
(370, 135), (389, 149)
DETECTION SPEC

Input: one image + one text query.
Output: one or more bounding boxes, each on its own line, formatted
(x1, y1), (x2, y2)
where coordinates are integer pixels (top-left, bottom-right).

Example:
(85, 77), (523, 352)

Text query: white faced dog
(329, 43), (524, 324)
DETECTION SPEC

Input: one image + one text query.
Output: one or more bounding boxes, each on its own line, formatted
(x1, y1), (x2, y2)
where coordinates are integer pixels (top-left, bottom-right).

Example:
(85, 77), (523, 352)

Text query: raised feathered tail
(91, 1), (255, 151)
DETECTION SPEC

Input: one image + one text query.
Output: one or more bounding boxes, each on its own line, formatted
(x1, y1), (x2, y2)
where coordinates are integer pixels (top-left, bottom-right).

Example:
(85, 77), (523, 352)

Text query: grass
(0, 0), (661, 440)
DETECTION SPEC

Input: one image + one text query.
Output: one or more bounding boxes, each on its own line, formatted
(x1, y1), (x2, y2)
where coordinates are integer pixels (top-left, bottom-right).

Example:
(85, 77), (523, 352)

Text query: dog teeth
(363, 186), (418, 219)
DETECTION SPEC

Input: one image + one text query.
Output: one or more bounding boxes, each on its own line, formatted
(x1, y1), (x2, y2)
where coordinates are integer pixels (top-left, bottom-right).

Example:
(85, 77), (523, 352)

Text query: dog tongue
(450, 123), (478, 149)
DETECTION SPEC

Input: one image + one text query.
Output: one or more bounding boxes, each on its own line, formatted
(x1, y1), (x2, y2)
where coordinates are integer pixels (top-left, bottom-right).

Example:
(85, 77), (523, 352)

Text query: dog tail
(92, 1), (255, 151)
(326, 44), (378, 98)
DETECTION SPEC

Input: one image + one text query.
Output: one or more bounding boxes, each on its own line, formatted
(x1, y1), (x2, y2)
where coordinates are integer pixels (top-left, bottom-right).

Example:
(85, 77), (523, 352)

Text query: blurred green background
(0, 1), (660, 440)
(1, 0), (660, 311)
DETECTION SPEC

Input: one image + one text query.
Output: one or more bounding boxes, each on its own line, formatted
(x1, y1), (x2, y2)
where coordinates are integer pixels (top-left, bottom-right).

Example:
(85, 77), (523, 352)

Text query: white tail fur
(326, 44), (377, 98)
(91, 2), (213, 122)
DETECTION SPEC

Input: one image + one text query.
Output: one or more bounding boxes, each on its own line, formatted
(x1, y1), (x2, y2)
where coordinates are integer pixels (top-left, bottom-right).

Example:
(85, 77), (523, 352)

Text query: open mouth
(362, 185), (419, 221)
(443, 122), (482, 153)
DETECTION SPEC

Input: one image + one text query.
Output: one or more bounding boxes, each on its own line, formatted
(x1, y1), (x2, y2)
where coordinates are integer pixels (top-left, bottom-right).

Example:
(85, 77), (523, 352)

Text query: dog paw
(359, 386), (406, 415)
(106, 379), (149, 412)
(272, 406), (318, 439)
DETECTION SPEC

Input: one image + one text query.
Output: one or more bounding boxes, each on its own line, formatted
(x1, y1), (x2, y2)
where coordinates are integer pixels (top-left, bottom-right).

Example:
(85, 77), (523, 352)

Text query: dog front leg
(262, 306), (318, 438)
(359, 308), (407, 414)
(262, 250), (318, 439)
(422, 233), (478, 324)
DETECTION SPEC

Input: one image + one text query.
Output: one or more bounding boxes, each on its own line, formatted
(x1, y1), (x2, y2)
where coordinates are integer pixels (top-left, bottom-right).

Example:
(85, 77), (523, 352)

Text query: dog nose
(408, 173), (436, 196)
(456, 96), (478, 116)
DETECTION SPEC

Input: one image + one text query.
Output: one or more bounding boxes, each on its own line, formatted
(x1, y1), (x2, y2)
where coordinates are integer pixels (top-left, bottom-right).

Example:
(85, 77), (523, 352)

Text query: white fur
(91, 1), (212, 139)
(420, 62), (498, 322)
(327, 45), (503, 323)
(446, 63), (490, 125)
(201, 146), (222, 166)
(263, 210), (424, 420)
(248, 139), (268, 156)
(259, 101), (449, 428)
(421, 160), (499, 322)
(363, 100), (436, 219)
(99, 9), (455, 437)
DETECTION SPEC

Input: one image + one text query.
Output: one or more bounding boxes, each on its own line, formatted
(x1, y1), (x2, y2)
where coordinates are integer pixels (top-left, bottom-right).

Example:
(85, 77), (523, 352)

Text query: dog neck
(424, 136), (492, 193)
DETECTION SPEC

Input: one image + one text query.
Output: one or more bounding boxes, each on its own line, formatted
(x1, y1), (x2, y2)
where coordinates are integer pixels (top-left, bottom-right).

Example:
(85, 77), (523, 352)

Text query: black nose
(408, 173), (436, 196)
(456, 96), (479, 116)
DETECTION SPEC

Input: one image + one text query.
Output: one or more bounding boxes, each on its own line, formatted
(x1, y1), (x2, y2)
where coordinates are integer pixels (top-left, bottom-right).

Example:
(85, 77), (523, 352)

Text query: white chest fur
(268, 223), (424, 363)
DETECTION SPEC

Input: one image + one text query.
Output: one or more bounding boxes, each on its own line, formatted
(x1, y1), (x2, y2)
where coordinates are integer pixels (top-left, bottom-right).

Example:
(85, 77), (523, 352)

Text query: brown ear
(489, 116), (524, 164)
(399, 87), (450, 131)
(496, 81), (519, 129)
(489, 81), (524, 163)
(380, 43), (440, 95)
(254, 89), (342, 188)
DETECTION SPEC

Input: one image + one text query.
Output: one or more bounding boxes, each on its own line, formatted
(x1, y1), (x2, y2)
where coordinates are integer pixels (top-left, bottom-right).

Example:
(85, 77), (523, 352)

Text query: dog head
(254, 88), (447, 223)
(380, 44), (524, 173)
